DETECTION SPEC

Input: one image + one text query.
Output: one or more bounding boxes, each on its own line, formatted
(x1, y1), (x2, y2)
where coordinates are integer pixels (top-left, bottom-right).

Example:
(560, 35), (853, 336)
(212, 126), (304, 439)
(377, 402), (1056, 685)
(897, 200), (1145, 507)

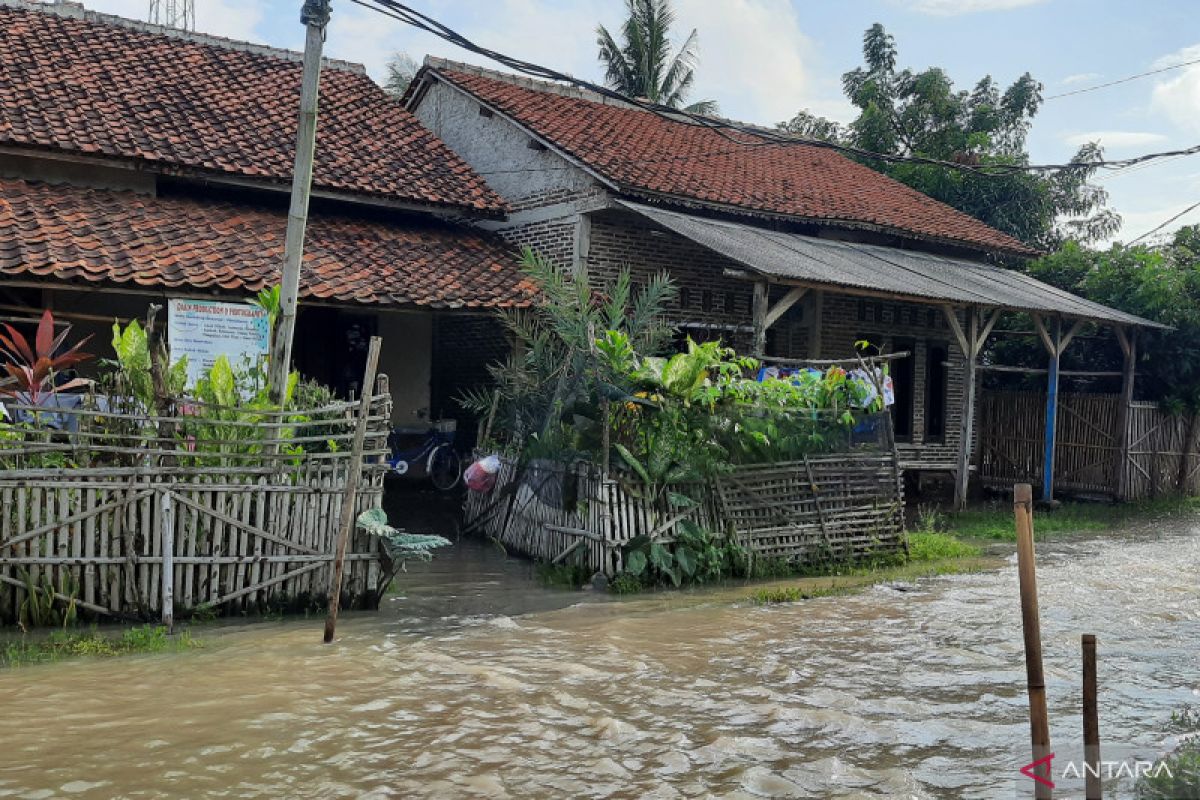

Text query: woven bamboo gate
(464, 449), (905, 576)
(977, 390), (1200, 500)
(0, 382), (393, 625)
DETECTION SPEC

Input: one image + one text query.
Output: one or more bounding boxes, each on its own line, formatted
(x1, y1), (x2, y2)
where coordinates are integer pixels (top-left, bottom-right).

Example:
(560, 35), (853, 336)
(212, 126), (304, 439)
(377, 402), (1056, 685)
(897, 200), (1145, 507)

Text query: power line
(1045, 57), (1200, 101)
(1127, 200), (1200, 245)
(354, 0), (1200, 178)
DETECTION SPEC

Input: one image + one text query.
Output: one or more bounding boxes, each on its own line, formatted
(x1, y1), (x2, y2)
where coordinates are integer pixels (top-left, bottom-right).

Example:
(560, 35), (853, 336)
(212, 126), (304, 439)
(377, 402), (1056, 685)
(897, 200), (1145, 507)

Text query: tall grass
(1, 625), (198, 668)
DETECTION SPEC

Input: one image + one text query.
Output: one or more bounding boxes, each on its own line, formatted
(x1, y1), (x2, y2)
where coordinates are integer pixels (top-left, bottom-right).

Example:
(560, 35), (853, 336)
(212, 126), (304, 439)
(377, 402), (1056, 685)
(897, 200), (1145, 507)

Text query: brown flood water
(0, 505), (1197, 799)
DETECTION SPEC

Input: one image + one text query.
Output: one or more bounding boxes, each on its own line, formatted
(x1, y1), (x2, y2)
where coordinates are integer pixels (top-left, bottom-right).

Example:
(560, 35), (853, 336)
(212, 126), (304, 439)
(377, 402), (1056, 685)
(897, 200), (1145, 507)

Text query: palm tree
(596, 0), (717, 114)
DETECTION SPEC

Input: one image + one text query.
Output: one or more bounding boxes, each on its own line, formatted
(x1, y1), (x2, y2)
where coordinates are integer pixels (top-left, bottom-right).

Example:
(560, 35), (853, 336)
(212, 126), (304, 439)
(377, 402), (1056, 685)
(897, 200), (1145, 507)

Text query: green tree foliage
(383, 52), (419, 97)
(596, 0), (716, 114)
(780, 23), (1118, 249)
(989, 227), (1200, 410)
(459, 247), (677, 448)
(777, 109), (846, 143)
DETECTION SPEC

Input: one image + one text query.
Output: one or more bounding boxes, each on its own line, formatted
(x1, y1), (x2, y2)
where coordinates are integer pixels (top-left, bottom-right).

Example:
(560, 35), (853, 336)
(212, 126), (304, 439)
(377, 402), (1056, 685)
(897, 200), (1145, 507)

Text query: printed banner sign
(167, 299), (269, 386)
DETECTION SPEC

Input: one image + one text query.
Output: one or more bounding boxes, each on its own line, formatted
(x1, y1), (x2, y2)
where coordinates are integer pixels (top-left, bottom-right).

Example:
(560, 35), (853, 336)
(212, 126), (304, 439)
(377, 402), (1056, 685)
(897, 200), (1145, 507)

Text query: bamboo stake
(323, 336), (382, 643)
(1014, 483), (1052, 799)
(160, 491), (175, 633)
(1082, 634), (1101, 800)
(269, 0), (331, 404)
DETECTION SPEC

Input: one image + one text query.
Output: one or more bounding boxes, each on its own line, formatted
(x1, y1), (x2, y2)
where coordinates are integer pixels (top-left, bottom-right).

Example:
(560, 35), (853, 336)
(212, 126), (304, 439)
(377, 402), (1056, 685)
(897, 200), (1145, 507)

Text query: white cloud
(79, 0), (264, 42)
(318, 0), (831, 126)
(672, 0), (822, 123)
(1151, 44), (1200, 134)
(1061, 72), (1101, 85)
(1063, 131), (1169, 150)
(1111, 201), (1200, 245)
(901, 0), (1046, 15)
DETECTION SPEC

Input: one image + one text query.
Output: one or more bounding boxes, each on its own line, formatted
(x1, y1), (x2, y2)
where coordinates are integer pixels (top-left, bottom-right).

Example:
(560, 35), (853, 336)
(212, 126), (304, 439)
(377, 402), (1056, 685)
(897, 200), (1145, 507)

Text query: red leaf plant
(0, 310), (93, 404)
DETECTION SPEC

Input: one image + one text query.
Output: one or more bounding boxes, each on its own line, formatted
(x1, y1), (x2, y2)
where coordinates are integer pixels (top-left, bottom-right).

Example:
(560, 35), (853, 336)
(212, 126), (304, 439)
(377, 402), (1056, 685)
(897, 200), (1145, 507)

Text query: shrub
(907, 532), (981, 562)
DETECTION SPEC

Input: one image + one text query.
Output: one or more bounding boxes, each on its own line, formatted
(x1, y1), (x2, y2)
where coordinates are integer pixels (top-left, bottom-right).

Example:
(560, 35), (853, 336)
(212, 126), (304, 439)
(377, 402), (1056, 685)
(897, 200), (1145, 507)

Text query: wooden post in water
(160, 491), (174, 633)
(323, 336), (382, 643)
(1014, 483), (1052, 798)
(1082, 634), (1101, 800)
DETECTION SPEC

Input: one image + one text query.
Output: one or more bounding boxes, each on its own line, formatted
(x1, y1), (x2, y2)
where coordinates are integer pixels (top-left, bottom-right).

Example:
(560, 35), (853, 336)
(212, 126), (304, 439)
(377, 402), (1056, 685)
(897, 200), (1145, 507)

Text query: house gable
(409, 74), (605, 217)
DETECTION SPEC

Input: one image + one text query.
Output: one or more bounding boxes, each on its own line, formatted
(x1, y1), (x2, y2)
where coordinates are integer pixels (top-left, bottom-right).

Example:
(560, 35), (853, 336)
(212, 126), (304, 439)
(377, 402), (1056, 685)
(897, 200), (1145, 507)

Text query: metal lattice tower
(148, 0), (195, 31)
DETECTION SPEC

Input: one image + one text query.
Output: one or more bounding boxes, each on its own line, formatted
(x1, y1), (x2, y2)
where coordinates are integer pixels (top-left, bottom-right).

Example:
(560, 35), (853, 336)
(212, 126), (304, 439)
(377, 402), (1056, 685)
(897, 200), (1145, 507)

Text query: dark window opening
(701, 290), (713, 312)
(679, 287), (691, 309)
(925, 342), (949, 443)
(725, 291), (737, 314)
(294, 307), (377, 398)
(890, 337), (916, 442)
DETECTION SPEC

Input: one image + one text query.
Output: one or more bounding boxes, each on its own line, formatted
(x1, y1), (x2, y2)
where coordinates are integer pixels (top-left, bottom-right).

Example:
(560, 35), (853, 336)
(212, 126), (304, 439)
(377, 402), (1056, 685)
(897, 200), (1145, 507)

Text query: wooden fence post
(160, 490), (174, 633)
(1114, 327), (1137, 501)
(1014, 483), (1052, 798)
(1082, 633), (1101, 800)
(323, 336), (382, 643)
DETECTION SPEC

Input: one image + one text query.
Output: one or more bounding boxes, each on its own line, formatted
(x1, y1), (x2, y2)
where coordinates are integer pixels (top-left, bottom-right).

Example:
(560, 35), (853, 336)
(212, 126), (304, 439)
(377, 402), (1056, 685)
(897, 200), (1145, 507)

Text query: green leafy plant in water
(356, 508), (451, 562)
(1136, 704), (1200, 799)
(618, 519), (744, 588)
(18, 570), (78, 630)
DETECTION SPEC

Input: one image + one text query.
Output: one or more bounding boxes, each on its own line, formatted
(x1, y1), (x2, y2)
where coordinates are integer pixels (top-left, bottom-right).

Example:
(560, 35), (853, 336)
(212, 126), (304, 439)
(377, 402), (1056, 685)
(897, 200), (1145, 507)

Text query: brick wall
(498, 215), (577, 268)
(430, 313), (511, 450)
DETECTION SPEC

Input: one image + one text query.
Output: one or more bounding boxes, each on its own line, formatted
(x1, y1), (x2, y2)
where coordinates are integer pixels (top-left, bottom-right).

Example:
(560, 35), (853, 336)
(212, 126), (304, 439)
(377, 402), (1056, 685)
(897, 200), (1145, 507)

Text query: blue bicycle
(386, 421), (461, 491)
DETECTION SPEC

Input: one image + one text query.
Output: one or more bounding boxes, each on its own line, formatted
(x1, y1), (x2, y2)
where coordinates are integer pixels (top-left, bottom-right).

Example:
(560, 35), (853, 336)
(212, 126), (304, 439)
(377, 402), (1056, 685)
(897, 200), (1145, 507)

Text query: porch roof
(0, 179), (534, 309)
(619, 201), (1165, 329)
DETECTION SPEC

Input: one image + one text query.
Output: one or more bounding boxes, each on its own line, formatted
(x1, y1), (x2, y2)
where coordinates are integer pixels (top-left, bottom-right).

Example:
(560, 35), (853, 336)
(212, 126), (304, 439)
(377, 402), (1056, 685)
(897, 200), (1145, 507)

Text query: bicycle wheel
(427, 444), (461, 491)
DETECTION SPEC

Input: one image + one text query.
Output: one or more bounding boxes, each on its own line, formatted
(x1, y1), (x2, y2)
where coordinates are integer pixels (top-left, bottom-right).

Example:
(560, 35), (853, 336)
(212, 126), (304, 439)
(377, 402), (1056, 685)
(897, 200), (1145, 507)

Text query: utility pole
(268, 0), (332, 406)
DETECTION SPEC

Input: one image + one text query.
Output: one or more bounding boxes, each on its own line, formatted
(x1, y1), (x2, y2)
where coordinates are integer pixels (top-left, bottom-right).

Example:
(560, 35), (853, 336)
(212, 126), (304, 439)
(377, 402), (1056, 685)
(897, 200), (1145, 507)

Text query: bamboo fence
(0, 382), (393, 625)
(977, 390), (1200, 500)
(464, 447), (905, 576)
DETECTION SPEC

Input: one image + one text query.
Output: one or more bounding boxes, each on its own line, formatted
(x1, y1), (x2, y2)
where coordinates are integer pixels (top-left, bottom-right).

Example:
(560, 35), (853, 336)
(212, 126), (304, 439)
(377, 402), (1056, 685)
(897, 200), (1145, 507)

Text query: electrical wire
(1045, 57), (1200, 100)
(353, 0), (1200, 177)
(1127, 200), (1200, 244)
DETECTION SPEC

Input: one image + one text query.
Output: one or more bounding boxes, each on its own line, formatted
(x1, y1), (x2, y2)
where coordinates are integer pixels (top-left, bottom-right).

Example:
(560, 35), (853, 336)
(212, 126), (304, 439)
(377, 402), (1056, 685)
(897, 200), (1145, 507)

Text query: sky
(86, 0), (1200, 245)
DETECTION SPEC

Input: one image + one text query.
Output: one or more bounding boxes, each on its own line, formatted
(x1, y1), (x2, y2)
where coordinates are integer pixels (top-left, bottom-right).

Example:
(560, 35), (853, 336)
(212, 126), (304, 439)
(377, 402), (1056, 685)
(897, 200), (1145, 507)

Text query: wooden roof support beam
(763, 286), (808, 330)
(751, 280), (768, 358)
(945, 305), (988, 510)
(1113, 325), (1138, 501)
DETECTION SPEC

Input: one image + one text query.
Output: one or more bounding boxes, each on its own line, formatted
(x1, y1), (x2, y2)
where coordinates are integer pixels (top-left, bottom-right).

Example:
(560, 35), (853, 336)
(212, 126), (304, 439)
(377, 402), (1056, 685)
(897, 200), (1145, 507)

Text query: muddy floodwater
(0, 507), (1197, 799)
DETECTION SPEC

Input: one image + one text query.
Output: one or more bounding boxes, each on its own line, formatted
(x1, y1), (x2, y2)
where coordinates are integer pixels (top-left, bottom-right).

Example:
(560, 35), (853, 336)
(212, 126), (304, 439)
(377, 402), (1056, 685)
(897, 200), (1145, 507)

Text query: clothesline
(757, 351), (912, 368)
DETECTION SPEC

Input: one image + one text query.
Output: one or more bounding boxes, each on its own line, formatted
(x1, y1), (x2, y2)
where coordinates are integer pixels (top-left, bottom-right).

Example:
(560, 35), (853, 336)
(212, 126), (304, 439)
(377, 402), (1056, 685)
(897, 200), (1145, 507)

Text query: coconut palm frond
(660, 27), (699, 108)
(596, 0), (708, 110)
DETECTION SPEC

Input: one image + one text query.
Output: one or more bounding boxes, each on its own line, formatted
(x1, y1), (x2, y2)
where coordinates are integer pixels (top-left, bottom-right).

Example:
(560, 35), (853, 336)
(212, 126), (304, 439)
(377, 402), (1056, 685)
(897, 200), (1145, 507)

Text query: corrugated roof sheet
(620, 201), (1163, 329)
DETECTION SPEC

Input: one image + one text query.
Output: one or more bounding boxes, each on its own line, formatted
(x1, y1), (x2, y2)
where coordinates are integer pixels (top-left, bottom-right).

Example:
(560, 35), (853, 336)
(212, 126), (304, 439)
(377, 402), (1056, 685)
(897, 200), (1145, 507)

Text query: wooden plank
(160, 490), (174, 631)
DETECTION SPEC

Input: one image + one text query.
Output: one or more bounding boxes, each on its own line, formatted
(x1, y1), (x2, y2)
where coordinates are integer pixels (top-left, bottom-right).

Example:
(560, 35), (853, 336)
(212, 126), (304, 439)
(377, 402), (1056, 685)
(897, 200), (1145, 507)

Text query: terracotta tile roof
(0, 5), (505, 214)
(428, 63), (1036, 257)
(0, 179), (534, 308)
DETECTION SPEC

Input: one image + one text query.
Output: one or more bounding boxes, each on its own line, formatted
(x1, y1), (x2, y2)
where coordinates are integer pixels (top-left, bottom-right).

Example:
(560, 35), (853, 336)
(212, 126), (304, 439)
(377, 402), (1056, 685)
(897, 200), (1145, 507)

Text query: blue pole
(1042, 345), (1060, 502)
